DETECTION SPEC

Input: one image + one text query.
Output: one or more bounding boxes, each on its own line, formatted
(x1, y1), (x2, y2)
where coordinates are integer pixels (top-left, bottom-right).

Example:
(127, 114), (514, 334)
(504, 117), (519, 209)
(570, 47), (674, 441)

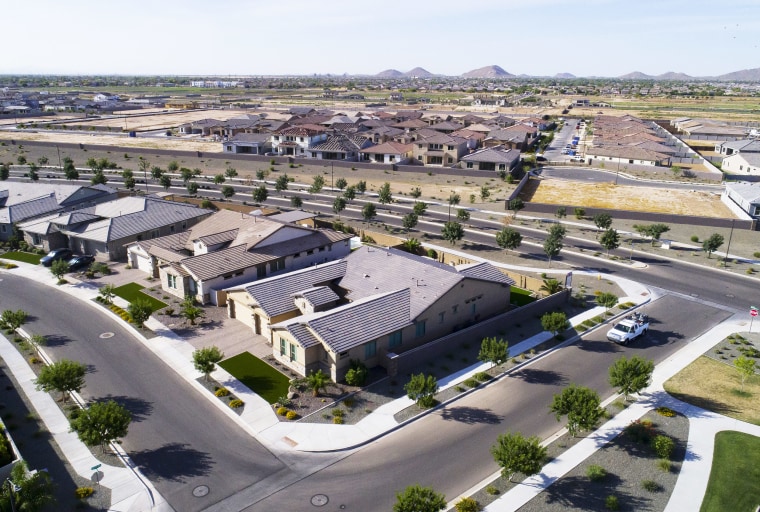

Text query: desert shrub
(641, 480), (662, 492)
(625, 419), (654, 444)
(455, 496), (481, 512)
(214, 387), (230, 397)
(587, 464), (607, 482)
(485, 485), (499, 495)
(75, 487), (94, 499)
(229, 399), (244, 409)
(285, 410), (298, 420)
(474, 372), (492, 382)
(276, 406), (288, 416)
(653, 435), (675, 459)
(345, 359), (368, 386)
(605, 495), (619, 510)
(342, 397), (355, 408)
(333, 416), (344, 424)
(332, 408), (344, 417)
(463, 378), (480, 388)
(690, 235), (699, 242)
(28, 356), (41, 364)
(455, 385), (465, 392)
(655, 406), (675, 417)
(657, 459), (672, 472)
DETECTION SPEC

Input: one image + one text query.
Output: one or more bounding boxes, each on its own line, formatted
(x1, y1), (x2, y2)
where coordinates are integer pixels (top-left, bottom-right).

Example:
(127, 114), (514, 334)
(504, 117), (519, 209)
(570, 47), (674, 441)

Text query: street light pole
(6, 479), (18, 512)
(723, 219), (735, 268)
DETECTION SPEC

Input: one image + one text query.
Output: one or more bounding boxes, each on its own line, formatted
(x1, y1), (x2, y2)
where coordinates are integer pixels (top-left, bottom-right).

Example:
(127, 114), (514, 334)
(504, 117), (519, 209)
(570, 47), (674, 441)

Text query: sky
(3, 0), (759, 78)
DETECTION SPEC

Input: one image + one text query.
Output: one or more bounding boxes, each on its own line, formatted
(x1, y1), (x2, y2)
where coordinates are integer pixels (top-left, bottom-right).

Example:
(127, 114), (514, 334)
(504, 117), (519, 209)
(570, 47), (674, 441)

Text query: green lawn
(219, 352), (290, 404)
(700, 431), (760, 512)
(0, 251), (42, 265)
(112, 283), (167, 312)
(510, 286), (537, 307)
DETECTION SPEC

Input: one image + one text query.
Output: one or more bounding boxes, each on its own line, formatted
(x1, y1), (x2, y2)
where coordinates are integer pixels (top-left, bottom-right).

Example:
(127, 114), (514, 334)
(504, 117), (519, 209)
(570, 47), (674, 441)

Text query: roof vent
(363, 273), (370, 278)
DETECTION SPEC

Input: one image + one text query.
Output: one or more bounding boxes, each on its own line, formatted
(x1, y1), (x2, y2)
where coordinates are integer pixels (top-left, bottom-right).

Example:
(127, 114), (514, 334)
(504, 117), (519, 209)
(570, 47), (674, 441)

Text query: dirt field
(520, 177), (733, 217)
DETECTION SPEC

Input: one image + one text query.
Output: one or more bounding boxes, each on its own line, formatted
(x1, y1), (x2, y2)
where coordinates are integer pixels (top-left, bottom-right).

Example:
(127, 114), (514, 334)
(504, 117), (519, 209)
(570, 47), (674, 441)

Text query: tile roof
(359, 141), (413, 155)
(281, 322), (323, 349)
(461, 145), (520, 164)
(309, 134), (370, 153)
(455, 262), (515, 285)
(294, 286), (340, 309)
(181, 244), (276, 281)
(268, 210), (317, 224)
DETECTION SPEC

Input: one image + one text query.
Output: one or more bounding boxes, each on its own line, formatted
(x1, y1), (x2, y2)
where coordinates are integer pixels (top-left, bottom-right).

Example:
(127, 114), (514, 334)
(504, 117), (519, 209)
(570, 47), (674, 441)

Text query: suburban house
(585, 146), (672, 168)
(358, 141), (414, 164)
(225, 246), (514, 381)
(308, 134), (374, 161)
(721, 152), (760, 175)
(0, 182), (116, 242)
(19, 196), (212, 260)
(126, 209), (352, 305)
(715, 139), (760, 156)
(222, 133), (272, 154)
(483, 125), (537, 150)
(459, 145), (520, 172)
(271, 126), (328, 156)
(412, 133), (469, 166)
(722, 182), (760, 219)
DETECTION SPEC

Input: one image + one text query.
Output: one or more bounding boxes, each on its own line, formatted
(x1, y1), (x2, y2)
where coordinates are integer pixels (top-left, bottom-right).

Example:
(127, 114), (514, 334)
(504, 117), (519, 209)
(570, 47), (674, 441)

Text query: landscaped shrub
(655, 406), (676, 417)
(605, 495), (619, 510)
(0, 429), (14, 467)
(586, 464), (607, 482)
(75, 487), (94, 499)
(342, 397), (355, 409)
(485, 485), (499, 495)
(463, 378), (480, 388)
(285, 410), (298, 420)
(28, 356), (41, 364)
(229, 399), (244, 409)
(474, 372), (492, 382)
(276, 406), (288, 416)
(625, 419), (655, 444)
(214, 387), (230, 397)
(641, 479), (662, 492)
(332, 408), (344, 417)
(653, 435), (675, 459)
(657, 459), (672, 472)
(332, 416), (344, 424)
(455, 496), (481, 512)
(345, 359), (368, 386)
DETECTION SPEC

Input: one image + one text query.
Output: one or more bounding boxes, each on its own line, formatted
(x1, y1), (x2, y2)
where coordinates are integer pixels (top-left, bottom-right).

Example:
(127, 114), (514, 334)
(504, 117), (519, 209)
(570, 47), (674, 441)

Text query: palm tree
(539, 278), (562, 297)
(306, 369), (330, 397)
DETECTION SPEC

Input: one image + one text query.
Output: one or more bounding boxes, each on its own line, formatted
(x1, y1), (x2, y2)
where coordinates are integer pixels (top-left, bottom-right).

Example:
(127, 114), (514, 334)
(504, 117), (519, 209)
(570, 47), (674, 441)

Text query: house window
(499, 164), (506, 171)
(182, 222), (187, 229)
(439, 311), (445, 324)
(257, 265), (266, 278)
(471, 302), (477, 314)
(307, 249), (314, 255)
(0, 225), (6, 233)
(226, 145), (232, 151)
(170, 225), (175, 233)
(289, 343), (297, 362)
(447, 145), (454, 151)
(389, 330), (402, 348)
(31, 234), (41, 245)
(447, 157), (453, 164)
(280, 338), (286, 356)
(223, 273), (233, 280)
(415, 320), (426, 338)
(293, 252), (300, 258)
(167, 274), (177, 289)
(339, 350), (349, 359)
(364, 341), (377, 359)
(466, 162), (473, 169)
(417, 155), (423, 161)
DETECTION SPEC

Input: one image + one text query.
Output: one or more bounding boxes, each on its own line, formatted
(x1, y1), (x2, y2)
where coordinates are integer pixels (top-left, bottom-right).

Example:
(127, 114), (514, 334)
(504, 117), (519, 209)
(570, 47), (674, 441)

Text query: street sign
(91, 464), (102, 471)
(751, 306), (758, 317)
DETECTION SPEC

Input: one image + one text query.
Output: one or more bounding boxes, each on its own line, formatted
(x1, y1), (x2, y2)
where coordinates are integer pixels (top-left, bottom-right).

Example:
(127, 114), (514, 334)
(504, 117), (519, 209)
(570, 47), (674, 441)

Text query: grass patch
(510, 286), (537, 307)
(112, 283), (167, 312)
(218, 352), (290, 404)
(0, 251), (42, 264)
(700, 431), (760, 512)
(664, 356), (760, 425)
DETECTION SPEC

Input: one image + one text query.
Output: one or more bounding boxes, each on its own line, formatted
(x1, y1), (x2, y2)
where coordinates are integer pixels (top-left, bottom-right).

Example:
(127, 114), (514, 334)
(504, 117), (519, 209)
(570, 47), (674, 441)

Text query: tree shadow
(511, 368), (568, 386)
(439, 406), (502, 424)
(93, 394), (154, 422)
(130, 442), (215, 482)
(541, 474), (651, 510)
(44, 334), (73, 347)
(578, 340), (623, 353)
(665, 391), (739, 417)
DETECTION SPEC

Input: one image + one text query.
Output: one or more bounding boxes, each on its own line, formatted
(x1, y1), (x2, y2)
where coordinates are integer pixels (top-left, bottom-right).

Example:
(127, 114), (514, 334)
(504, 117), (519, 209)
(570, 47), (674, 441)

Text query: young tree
(187, 181), (199, 195)
(491, 431), (547, 483)
(478, 336), (509, 368)
(549, 384), (603, 437)
(252, 184), (268, 203)
(192, 346), (225, 381)
(180, 295), (204, 326)
(634, 223), (670, 246)
(413, 201), (428, 216)
(306, 369), (330, 397)
(496, 227), (522, 253)
(220, 185), (235, 199)
(309, 174), (325, 194)
(0, 162), (9, 181)
(362, 202), (377, 223)
(608, 355), (655, 401)
(180, 167), (194, 183)
(90, 170), (107, 185)
(1, 309), (27, 332)
(539, 278), (562, 296)
(50, 258), (70, 281)
(343, 185), (356, 202)
(555, 206), (566, 219)
(593, 213), (613, 232)
(599, 228), (620, 256)
(275, 174), (289, 194)
(404, 373), (439, 408)
(402, 212), (419, 232)
(734, 356), (757, 391)
(410, 186), (422, 198)
(574, 207), (585, 220)
(124, 175), (136, 190)
(402, 237), (422, 254)
(121, 168), (134, 180)
(548, 224), (566, 240)
(332, 196), (347, 219)
(702, 233), (725, 258)
(35, 359), (87, 403)
(378, 182), (393, 204)
(213, 173), (226, 184)
(335, 177), (347, 191)
(64, 161), (80, 181)
(356, 180), (367, 194)
(128, 298), (153, 329)
(543, 236), (563, 266)
(393, 485), (446, 512)
(541, 311), (569, 338)
(290, 196), (303, 208)
(508, 198), (524, 218)
(98, 284), (115, 305)
(159, 174), (172, 190)
(69, 399), (131, 453)
(151, 166), (164, 180)
(595, 292), (618, 313)
(28, 333), (47, 357)
(167, 160), (180, 172)
(441, 221), (464, 245)
(456, 208), (470, 223)
(225, 166), (238, 178)
(1, 460), (55, 512)
(448, 193), (461, 208)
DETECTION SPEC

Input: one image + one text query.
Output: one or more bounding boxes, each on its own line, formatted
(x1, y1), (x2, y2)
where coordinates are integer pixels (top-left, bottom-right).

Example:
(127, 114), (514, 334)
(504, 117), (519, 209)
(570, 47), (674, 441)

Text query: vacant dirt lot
(520, 177), (733, 217)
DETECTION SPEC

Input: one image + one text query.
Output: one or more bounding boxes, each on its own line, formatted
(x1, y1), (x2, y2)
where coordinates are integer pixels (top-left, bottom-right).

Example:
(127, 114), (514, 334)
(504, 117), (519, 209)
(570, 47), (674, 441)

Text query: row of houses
(584, 115), (676, 168)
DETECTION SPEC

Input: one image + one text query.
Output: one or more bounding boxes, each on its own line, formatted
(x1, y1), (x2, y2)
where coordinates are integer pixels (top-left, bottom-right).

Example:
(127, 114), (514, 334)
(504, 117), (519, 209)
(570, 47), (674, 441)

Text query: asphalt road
(243, 293), (732, 511)
(0, 273), (298, 512)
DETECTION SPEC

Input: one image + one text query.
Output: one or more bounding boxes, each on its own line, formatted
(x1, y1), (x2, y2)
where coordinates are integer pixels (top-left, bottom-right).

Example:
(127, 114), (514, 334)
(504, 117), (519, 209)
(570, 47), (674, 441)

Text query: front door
(254, 314), (261, 335)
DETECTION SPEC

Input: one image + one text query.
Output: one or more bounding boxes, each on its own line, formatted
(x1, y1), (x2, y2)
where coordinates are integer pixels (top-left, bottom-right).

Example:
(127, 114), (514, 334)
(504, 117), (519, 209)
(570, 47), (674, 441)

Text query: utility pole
(723, 219), (735, 268)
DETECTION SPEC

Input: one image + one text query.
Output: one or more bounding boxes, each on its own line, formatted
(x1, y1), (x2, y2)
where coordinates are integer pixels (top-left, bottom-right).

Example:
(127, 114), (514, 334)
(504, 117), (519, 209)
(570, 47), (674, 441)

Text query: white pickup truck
(606, 312), (649, 345)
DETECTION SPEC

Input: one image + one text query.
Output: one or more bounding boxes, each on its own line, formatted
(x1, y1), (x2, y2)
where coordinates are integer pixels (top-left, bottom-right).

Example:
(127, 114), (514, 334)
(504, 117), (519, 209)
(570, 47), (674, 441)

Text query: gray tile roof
(2, 194), (59, 224)
(461, 146), (519, 164)
(281, 322), (323, 349)
(255, 230), (352, 258)
(268, 210), (317, 224)
(240, 260), (348, 317)
(455, 262), (515, 285)
(181, 244), (276, 281)
(305, 289), (411, 353)
(294, 286), (339, 309)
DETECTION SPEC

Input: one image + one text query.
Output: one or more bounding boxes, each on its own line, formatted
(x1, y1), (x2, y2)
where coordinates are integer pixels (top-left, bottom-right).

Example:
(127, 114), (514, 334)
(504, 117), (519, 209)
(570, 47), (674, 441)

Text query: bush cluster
(229, 399), (244, 409)
(587, 464), (607, 482)
(655, 406), (676, 417)
(214, 387), (230, 397)
(474, 372), (492, 383)
(285, 410), (298, 420)
(625, 419), (655, 444)
(108, 304), (132, 322)
(463, 377), (480, 388)
(276, 406), (288, 416)
(75, 487), (95, 499)
(332, 416), (344, 424)
(455, 497), (481, 512)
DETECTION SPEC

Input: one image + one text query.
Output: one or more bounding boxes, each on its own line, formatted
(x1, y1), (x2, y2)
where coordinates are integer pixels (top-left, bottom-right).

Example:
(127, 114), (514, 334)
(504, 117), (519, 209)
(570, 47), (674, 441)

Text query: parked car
(40, 248), (73, 267)
(67, 254), (95, 272)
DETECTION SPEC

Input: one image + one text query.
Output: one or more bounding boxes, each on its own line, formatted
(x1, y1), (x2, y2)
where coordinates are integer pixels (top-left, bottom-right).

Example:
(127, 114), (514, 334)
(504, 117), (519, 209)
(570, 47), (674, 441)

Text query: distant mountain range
(373, 65), (760, 81)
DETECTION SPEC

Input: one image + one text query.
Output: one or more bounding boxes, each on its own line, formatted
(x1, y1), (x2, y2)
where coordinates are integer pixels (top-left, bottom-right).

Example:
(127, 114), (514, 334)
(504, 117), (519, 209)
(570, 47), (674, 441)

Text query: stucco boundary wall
(518, 202), (757, 231)
(385, 289), (570, 378)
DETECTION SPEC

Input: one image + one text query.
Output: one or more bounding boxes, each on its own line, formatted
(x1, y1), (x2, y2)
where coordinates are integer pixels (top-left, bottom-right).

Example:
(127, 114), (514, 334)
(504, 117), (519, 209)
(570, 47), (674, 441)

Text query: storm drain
(99, 332), (114, 339)
(311, 494), (328, 507)
(192, 485), (209, 498)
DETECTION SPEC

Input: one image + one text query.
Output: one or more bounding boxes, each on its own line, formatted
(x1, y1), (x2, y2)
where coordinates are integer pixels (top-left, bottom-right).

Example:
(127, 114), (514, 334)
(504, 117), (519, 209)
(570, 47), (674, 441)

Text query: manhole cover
(192, 485), (209, 498)
(99, 332), (114, 339)
(311, 494), (329, 506)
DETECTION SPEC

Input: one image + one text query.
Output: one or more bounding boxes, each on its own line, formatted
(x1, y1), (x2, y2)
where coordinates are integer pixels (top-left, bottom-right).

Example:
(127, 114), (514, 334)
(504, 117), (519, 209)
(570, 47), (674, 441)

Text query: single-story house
(222, 133), (271, 154)
(459, 145), (520, 172)
(585, 146), (672, 168)
(722, 182), (760, 219)
(715, 139), (760, 156)
(358, 141), (414, 164)
(721, 152), (760, 176)
(226, 246), (514, 381)
(308, 135), (373, 161)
